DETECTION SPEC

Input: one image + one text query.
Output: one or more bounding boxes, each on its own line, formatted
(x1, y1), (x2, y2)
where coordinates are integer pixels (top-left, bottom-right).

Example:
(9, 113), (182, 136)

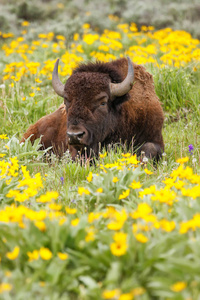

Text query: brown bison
(21, 57), (164, 161)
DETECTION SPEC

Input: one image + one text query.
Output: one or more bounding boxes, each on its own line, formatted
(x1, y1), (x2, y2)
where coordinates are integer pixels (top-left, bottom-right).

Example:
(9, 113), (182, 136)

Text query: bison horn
(52, 59), (65, 97)
(110, 57), (134, 98)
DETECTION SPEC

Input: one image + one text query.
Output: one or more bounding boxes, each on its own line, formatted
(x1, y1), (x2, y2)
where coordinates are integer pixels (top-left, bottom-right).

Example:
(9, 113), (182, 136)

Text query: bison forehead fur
(21, 57), (164, 162)
(65, 72), (110, 95)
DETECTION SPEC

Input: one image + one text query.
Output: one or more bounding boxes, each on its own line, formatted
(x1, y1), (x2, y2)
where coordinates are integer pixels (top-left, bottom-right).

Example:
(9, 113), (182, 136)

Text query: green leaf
(79, 275), (98, 289)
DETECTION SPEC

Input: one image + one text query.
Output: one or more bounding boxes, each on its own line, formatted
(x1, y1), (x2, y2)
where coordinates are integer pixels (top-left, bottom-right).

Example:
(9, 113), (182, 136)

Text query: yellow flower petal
(6, 246), (20, 260)
(57, 252), (69, 260)
(39, 247), (52, 260)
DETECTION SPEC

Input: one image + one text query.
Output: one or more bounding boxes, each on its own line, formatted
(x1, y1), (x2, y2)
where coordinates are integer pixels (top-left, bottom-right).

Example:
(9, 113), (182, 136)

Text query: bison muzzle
(21, 57), (164, 161)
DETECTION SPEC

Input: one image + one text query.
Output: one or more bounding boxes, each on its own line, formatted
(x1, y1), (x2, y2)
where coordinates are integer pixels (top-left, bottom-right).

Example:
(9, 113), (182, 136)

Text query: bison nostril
(78, 131), (85, 139)
(77, 132), (85, 139)
(67, 131), (85, 140)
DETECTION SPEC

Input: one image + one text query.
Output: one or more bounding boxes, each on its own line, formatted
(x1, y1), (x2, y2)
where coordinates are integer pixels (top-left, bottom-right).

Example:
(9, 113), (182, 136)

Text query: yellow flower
(159, 219), (176, 232)
(96, 188), (103, 193)
(110, 232), (128, 256)
(6, 190), (20, 199)
(56, 35), (66, 41)
(83, 33), (99, 45)
(113, 232), (127, 243)
(39, 247), (52, 260)
(151, 187), (176, 206)
(98, 45), (110, 52)
(57, 252), (69, 260)
(29, 210), (47, 222)
(0, 134), (9, 140)
(88, 212), (102, 223)
(102, 289), (120, 299)
(78, 187), (90, 195)
(71, 218), (79, 226)
(65, 207), (77, 214)
(42, 43), (48, 48)
(2, 32), (14, 39)
(107, 220), (124, 231)
(134, 233), (149, 243)
(73, 33), (79, 41)
(49, 203), (62, 211)
(86, 171), (93, 182)
(130, 203), (153, 220)
(126, 154), (139, 165)
(144, 168), (153, 175)
(179, 214), (200, 234)
(119, 292), (133, 300)
(112, 176), (119, 183)
(6, 246), (20, 260)
(21, 21), (30, 26)
(170, 281), (187, 292)
(0, 283), (12, 294)
(59, 217), (67, 226)
(27, 250), (39, 262)
(34, 221), (46, 232)
(181, 186), (200, 199)
(36, 191), (59, 203)
(176, 157), (189, 164)
(139, 185), (156, 198)
(110, 241), (128, 256)
(162, 177), (176, 188)
(82, 23), (90, 29)
(119, 189), (130, 200)
(29, 92), (35, 97)
(172, 165), (193, 181)
(85, 231), (95, 242)
(99, 152), (107, 158)
(107, 209), (128, 231)
(122, 153), (131, 157)
(129, 180), (142, 189)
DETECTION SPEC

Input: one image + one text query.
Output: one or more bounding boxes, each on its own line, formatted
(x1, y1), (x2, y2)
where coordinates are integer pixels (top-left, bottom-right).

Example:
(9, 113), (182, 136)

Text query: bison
(21, 57), (164, 161)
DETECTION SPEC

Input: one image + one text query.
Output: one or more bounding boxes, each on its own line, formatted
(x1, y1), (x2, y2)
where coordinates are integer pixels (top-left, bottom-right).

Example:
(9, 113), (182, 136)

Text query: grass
(0, 20), (200, 300)
(2, 0), (200, 39)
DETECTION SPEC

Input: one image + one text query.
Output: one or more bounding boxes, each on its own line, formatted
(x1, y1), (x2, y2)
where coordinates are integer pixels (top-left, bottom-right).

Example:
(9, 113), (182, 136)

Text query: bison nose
(67, 131), (85, 139)
(67, 131), (85, 144)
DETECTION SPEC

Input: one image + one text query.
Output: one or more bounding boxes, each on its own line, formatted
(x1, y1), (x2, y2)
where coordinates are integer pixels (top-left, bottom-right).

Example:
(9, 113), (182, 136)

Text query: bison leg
(139, 142), (163, 162)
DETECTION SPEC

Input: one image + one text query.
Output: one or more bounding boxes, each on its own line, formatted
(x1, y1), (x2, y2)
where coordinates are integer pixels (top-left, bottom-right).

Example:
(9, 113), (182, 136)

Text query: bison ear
(110, 57), (134, 99)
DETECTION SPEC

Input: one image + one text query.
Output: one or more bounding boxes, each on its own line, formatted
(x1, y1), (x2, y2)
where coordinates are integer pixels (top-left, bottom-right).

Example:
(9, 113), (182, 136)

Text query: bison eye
(100, 102), (107, 106)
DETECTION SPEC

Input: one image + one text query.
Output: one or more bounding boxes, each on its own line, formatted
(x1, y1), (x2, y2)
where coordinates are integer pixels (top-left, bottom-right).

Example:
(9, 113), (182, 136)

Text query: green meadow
(0, 5), (200, 299)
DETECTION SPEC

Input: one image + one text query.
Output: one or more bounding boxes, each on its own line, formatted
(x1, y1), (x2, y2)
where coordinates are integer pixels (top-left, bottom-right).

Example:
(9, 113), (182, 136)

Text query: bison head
(52, 57), (134, 159)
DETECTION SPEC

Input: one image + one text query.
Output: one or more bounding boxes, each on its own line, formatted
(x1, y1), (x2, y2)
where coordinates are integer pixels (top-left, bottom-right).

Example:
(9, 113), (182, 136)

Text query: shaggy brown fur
(21, 58), (164, 161)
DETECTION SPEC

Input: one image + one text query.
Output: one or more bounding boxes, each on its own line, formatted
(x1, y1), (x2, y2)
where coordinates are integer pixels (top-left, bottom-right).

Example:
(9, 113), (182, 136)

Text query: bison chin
(67, 129), (99, 161)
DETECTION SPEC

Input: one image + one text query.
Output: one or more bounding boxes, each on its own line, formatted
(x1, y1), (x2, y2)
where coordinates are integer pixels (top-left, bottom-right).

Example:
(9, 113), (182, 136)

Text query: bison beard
(21, 57), (164, 162)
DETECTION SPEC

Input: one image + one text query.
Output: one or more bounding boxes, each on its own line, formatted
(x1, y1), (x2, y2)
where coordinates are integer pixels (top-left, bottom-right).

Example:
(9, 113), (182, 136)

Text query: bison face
(52, 58), (134, 159)
(64, 73), (111, 158)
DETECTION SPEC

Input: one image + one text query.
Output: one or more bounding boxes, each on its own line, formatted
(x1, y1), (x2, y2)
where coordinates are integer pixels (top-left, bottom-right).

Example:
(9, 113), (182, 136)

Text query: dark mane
(73, 59), (124, 84)
(73, 58), (129, 105)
